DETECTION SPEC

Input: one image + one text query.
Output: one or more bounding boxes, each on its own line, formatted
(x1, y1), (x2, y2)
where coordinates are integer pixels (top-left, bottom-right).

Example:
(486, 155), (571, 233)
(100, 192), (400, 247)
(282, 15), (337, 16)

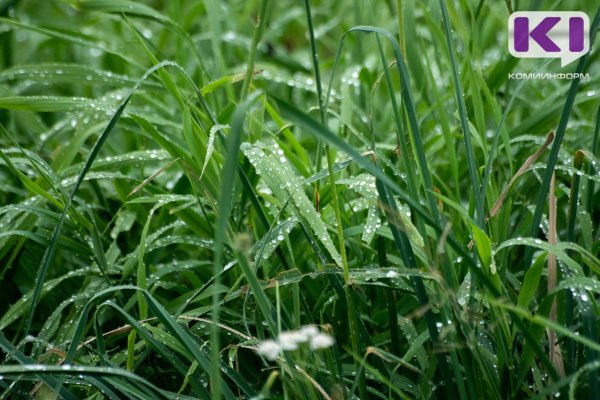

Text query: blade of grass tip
(128, 158), (180, 197)
(396, 0), (406, 56)
(523, 7), (600, 269)
(211, 92), (262, 400)
(585, 105), (600, 215)
(437, 0), (481, 225)
(22, 60), (177, 339)
(303, 0), (326, 173)
(240, 0), (270, 100)
(547, 172), (565, 378)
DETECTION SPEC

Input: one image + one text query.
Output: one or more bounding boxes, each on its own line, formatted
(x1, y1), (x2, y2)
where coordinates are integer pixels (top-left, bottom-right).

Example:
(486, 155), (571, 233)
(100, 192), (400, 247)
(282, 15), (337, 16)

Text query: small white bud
(310, 333), (334, 350)
(257, 340), (280, 361)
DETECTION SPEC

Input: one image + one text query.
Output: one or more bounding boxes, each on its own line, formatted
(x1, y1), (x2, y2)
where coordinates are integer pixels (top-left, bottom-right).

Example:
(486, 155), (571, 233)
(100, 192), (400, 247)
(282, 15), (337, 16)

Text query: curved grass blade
(437, 0), (481, 225)
(274, 95), (477, 268)
(0, 63), (159, 88)
(0, 95), (109, 112)
(325, 26), (441, 227)
(241, 140), (342, 265)
(0, 333), (77, 400)
(0, 17), (144, 68)
(61, 286), (249, 399)
(94, 301), (211, 399)
(23, 60), (179, 338)
(0, 365), (170, 400)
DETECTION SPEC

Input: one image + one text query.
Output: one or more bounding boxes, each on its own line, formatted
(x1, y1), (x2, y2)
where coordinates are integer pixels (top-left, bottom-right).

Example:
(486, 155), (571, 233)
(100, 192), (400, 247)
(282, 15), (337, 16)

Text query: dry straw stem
(489, 131), (555, 219)
(547, 172), (565, 378)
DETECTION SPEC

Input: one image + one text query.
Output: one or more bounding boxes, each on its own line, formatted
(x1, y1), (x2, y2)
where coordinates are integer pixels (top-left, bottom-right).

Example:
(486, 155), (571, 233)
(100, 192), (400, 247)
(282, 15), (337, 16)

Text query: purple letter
(530, 17), (561, 52)
(514, 17), (530, 52)
(569, 17), (584, 51)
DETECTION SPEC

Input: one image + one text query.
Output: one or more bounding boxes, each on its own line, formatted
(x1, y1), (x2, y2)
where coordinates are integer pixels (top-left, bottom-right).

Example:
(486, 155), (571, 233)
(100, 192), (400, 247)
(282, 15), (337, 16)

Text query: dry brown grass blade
(489, 131), (554, 218)
(128, 158), (180, 197)
(295, 364), (333, 400)
(547, 172), (565, 378)
(468, 131), (554, 249)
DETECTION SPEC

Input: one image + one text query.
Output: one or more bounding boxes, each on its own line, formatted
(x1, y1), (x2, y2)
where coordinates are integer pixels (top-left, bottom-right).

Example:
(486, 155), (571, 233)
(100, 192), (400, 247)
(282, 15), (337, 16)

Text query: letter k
(514, 17), (561, 52)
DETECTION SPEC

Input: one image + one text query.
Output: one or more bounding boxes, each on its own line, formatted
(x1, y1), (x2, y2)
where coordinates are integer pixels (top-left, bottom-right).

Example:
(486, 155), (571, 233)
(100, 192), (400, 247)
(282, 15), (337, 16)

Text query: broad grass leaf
(241, 140), (342, 266)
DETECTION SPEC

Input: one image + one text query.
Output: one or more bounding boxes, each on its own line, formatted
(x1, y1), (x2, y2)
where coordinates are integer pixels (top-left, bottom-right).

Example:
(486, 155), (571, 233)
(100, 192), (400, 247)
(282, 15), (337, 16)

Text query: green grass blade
(211, 92), (263, 400)
(437, 0), (481, 225)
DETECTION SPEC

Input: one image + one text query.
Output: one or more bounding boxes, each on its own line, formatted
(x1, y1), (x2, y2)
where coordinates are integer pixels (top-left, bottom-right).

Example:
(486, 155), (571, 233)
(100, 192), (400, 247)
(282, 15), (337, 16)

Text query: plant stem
(240, 0), (270, 101)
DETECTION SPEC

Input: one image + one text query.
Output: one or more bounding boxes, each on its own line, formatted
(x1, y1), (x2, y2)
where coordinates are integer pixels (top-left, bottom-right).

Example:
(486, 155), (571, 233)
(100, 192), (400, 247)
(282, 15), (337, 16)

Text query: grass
(0, 0), (599, 399)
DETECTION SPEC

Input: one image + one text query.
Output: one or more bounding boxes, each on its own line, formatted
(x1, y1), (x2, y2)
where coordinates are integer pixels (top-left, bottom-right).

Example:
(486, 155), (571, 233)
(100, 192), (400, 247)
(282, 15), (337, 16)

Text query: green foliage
(0, 0), (599, 399)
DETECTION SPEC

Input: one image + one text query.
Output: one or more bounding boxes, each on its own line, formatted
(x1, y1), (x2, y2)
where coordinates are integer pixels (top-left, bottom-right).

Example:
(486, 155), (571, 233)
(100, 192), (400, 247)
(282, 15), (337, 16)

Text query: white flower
(278, 331), (306, 350)
(298, 325), (319, 338)
(257, 339), (280, 360)
(310, 332), (334, 350)
(257, 327), (335, 359)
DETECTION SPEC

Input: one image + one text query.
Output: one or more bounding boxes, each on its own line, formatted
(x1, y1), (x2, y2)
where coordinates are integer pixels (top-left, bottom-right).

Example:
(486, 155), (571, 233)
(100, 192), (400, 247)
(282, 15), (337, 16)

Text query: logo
(508, 11), (589, 67)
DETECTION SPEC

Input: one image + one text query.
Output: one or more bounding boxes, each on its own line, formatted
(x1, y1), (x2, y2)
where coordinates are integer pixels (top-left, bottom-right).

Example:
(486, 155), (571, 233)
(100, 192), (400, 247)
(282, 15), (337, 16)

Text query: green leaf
(241, 140), (342, 266)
